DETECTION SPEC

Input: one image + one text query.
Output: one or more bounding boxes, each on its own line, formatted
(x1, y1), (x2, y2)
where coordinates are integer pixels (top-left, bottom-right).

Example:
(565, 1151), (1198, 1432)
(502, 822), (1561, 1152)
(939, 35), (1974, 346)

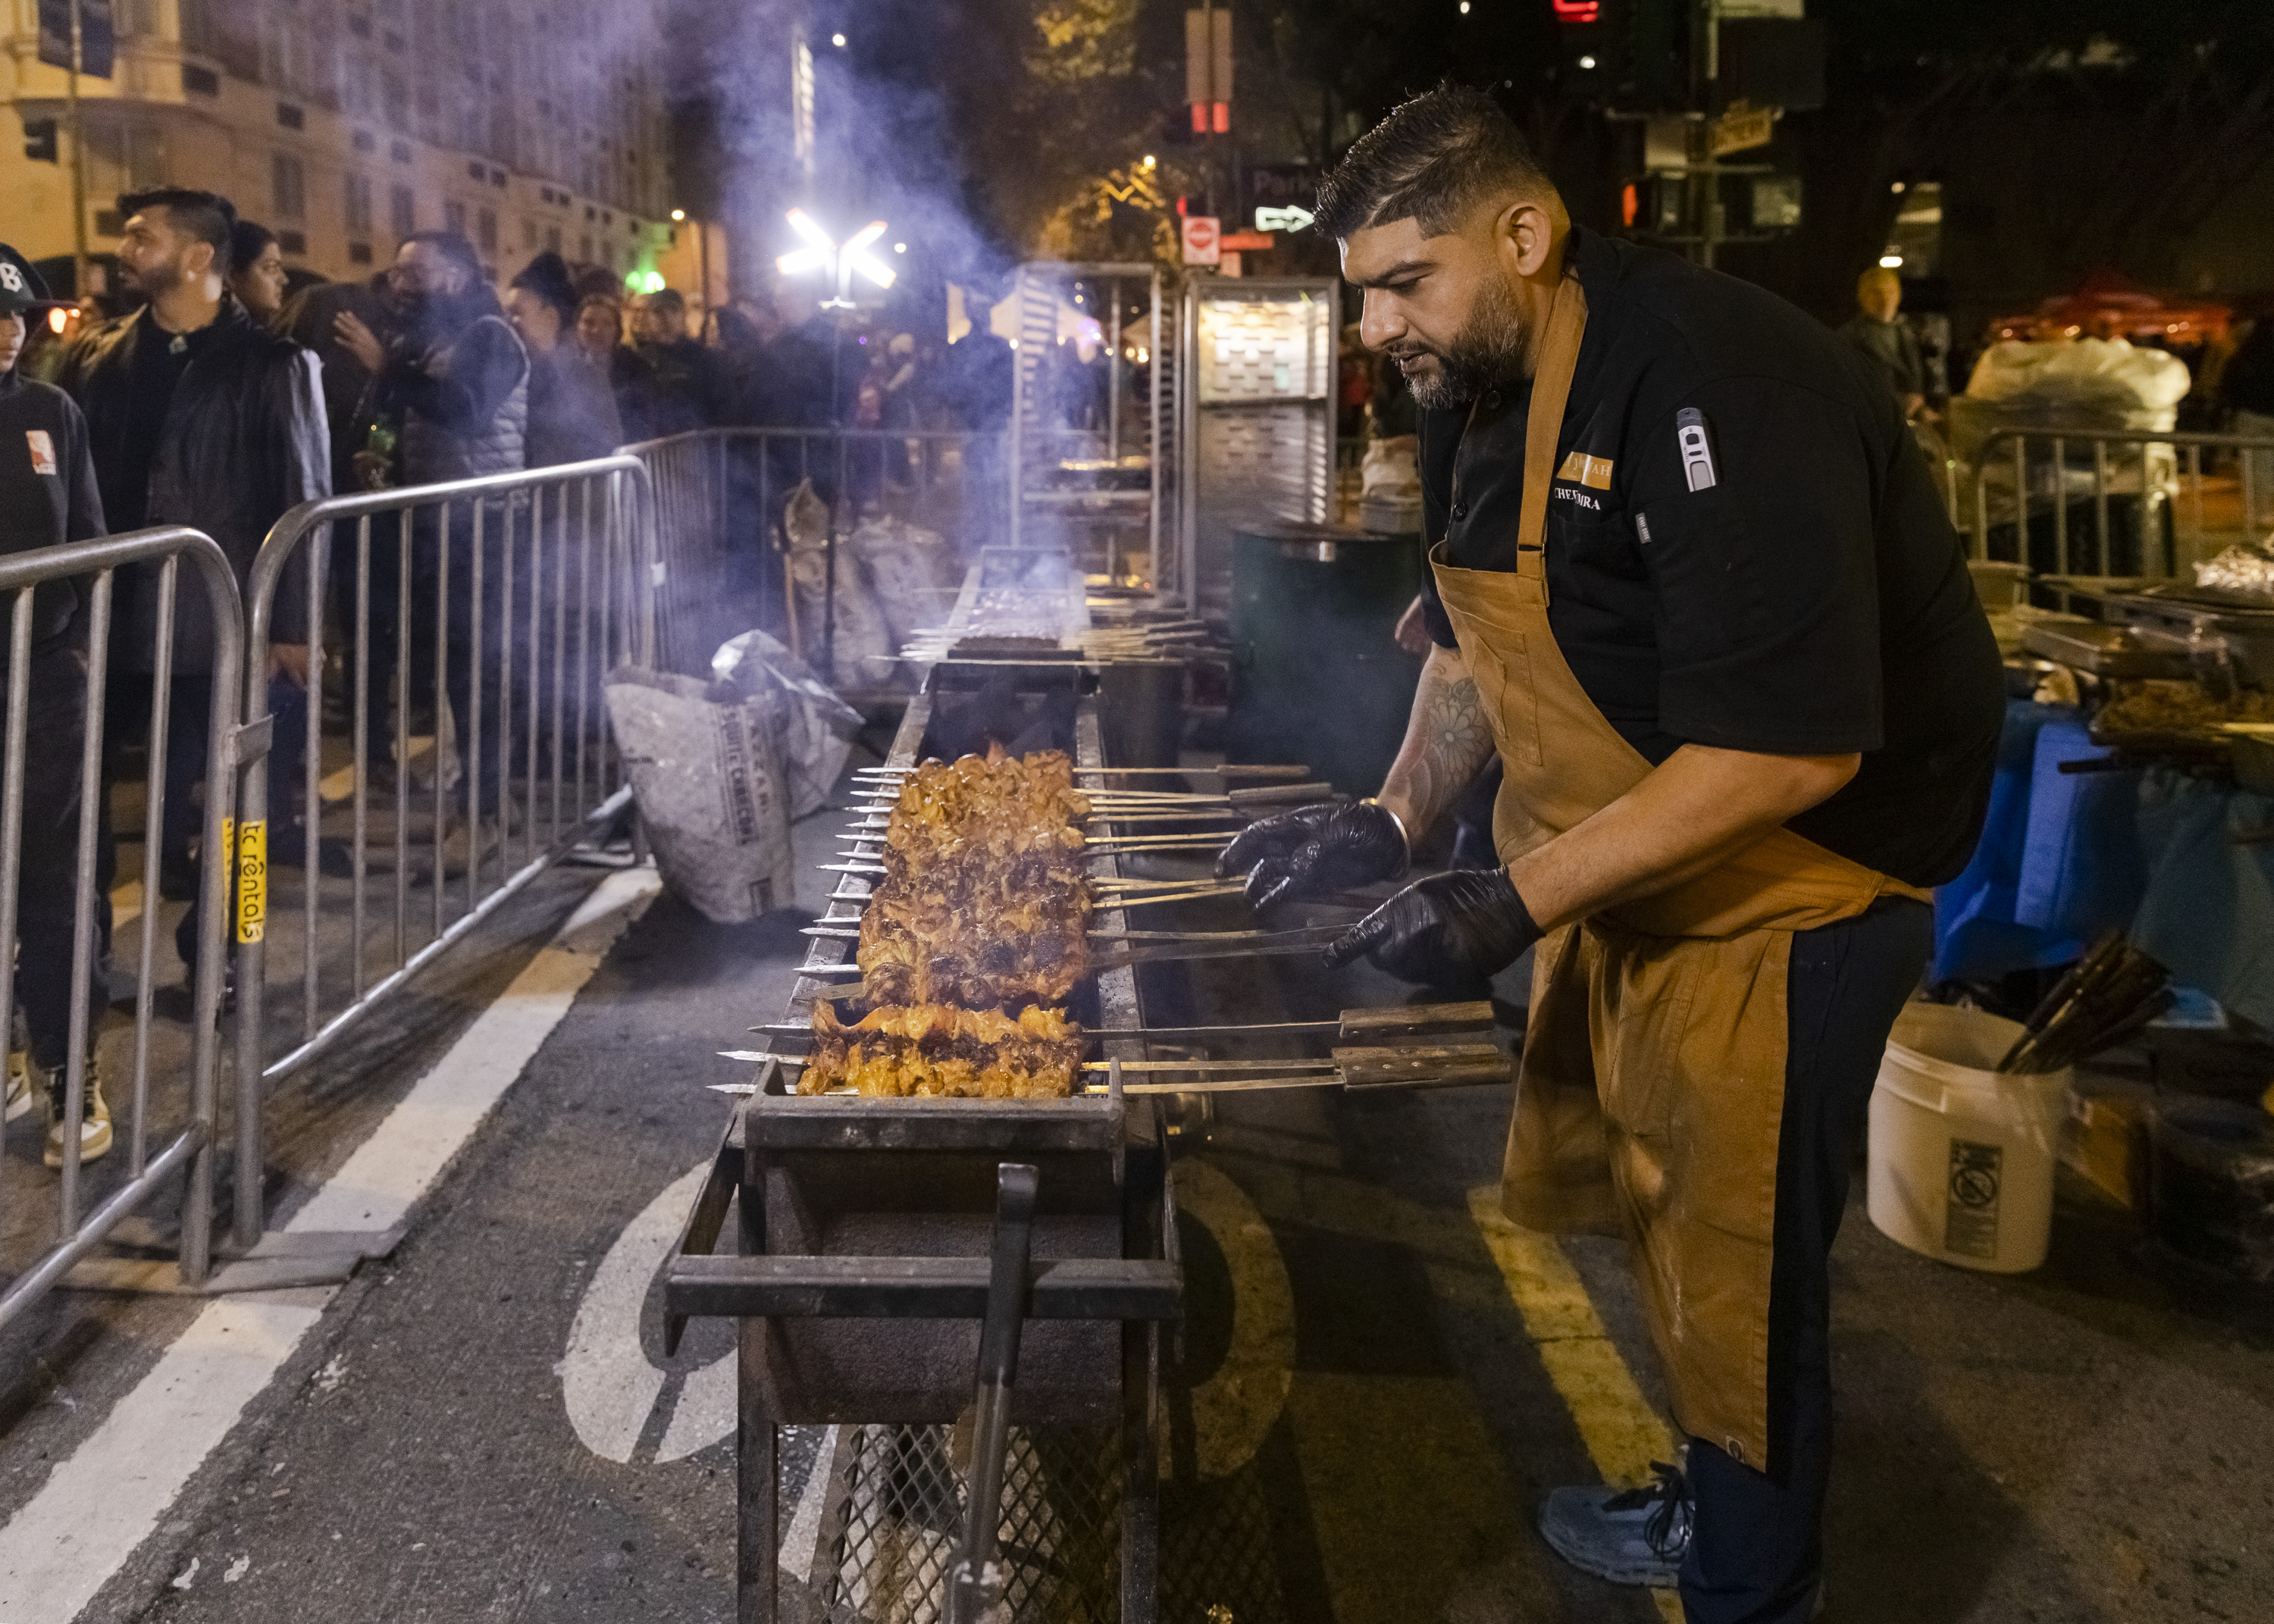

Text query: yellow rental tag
(236, 819), (267, 944)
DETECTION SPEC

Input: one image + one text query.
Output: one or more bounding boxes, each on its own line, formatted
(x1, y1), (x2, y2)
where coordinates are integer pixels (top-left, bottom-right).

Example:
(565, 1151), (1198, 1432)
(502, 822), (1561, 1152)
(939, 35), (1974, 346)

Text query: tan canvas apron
(1431, 271), (1930, 1472)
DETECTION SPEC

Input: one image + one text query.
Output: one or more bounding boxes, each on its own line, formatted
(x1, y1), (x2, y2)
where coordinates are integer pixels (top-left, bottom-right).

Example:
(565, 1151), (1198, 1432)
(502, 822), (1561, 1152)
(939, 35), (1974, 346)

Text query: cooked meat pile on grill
(854, 750), (1093, 1009)
(803, 749), (1094, 1099)
(803, 1001), (1084, 1098)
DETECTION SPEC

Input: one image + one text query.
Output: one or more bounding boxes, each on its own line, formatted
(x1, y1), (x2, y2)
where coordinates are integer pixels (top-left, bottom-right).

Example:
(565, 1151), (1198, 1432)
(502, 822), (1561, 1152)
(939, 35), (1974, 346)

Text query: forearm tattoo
(1382, 652), (1496, 838)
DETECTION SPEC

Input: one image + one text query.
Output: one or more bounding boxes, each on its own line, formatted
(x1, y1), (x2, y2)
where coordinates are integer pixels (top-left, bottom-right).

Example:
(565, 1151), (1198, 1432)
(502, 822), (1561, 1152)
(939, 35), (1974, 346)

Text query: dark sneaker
(1538, 1460), (1693, 1588)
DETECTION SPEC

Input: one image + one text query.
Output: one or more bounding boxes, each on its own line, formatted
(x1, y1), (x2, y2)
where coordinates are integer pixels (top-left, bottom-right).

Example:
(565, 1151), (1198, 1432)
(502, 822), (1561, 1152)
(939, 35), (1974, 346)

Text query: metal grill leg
(740, 1328), (778, 1624)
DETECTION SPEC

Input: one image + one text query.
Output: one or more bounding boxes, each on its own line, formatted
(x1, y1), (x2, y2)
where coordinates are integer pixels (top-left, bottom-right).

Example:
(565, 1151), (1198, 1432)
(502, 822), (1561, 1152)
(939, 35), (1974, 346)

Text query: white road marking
(0, 1301), (321, 1622)
(0, 865), (659, 1624)
(286, 868), (659, 1237)
(780, 1426), (838, 1585)
(562, 1159), (735, 1464)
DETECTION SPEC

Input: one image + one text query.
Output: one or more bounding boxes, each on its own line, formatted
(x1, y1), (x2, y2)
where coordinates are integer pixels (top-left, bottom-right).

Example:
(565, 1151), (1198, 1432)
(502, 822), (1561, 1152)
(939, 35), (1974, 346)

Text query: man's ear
(1493, 199), (1559, 280)
(183, 239), (218, 282)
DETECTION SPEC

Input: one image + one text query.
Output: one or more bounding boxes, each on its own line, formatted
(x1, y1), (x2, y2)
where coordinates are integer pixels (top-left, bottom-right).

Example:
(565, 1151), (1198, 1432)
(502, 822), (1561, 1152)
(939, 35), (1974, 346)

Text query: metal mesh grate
(1158, 1460), (1292, 1624)
(816, 1424), (1123, 1624)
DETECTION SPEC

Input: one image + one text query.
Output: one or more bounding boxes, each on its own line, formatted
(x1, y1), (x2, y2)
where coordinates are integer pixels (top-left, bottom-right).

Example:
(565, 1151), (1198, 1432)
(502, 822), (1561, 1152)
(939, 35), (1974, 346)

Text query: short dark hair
(1314, 83), (1556, 241)
(118, 187), (238, 271)
(645, 287), (686, 319)
(398, 229), (485, 287)
(230, 217), (277, 271)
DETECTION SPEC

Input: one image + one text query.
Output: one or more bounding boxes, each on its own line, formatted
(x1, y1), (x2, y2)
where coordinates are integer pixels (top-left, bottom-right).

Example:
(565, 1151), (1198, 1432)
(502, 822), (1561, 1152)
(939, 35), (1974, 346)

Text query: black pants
(1680, 897), (1935, 1623)
(362, 505), (522, 809)
(11, 645), (109, 1071)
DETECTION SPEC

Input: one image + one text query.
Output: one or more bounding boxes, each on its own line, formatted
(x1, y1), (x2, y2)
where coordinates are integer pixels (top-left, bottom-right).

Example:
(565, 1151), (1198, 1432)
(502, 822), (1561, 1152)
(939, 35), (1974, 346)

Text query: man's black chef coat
(0, 368), (104, 649)
(1416, 227), (2001, 887)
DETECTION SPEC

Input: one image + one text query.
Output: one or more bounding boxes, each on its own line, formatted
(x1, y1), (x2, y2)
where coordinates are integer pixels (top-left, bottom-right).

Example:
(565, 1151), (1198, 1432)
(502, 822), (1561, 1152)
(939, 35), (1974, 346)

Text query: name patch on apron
(1554, 450), (1615, 490)
(25, 429), (57, 477)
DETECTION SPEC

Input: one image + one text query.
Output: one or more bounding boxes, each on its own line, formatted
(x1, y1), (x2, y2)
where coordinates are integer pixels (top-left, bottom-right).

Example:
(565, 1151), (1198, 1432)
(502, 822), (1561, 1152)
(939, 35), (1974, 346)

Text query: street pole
(1689, 0), (1723, 270)
(67, 0), (89, 299)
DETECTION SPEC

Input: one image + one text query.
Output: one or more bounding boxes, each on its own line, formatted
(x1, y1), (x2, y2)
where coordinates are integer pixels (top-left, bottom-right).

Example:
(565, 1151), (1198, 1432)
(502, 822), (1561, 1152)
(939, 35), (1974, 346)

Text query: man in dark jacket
(0, 243), (115, 1166)
(58, 189), (327, 961)
(334, 231), (527, 836)
(627, 288), (725, 439)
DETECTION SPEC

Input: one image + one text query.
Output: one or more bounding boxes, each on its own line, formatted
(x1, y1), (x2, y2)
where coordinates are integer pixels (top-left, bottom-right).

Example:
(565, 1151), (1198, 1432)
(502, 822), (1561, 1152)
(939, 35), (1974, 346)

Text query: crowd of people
(1, 184), (1020, 1175)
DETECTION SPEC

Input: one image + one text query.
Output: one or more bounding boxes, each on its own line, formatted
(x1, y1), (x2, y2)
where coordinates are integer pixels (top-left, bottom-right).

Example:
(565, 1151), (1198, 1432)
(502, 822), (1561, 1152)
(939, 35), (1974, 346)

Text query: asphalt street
(0, 771), (2269, 1623)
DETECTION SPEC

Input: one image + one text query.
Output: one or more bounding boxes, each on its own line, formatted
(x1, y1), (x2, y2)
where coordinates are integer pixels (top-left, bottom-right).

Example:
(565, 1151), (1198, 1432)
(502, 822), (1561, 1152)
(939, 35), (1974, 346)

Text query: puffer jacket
(372, 294), (529, 484)
(60, 298), (327, 673)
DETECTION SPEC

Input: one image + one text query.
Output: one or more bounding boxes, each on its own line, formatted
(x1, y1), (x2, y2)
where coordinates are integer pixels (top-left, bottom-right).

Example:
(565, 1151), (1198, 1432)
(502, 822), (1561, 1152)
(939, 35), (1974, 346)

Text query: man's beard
(124, 248), (195, 300)
(1392, 277), (1528, 411)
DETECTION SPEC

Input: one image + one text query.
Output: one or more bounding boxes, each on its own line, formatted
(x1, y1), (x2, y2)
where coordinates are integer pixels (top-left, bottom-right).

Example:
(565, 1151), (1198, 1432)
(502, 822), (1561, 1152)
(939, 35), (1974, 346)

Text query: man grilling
(1219, 86), (2002, 1622)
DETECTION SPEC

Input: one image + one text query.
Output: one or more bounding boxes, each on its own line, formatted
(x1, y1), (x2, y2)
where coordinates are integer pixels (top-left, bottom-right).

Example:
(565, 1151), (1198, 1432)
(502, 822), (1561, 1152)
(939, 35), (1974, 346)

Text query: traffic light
(1551, 0), (1686, 114)
(23, 117), (59, 164)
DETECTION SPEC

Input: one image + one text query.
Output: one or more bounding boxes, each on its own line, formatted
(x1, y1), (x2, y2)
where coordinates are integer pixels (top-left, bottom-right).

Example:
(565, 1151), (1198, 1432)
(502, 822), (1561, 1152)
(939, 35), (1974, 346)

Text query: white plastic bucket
(1865, 1004), (2073, 1273)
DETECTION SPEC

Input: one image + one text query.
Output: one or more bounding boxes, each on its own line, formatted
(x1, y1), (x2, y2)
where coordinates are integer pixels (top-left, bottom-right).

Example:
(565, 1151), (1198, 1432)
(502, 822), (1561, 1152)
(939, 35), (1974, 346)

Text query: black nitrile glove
(1322, 867), (1541, 984)
(1216, 799), (1408, 911)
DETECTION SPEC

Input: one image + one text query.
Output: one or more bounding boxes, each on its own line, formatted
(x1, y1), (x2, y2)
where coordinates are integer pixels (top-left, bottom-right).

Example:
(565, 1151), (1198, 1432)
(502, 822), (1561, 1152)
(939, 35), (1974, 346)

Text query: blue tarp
(1933, 702), (2274, 1031)
(1933, 702), (2146, 983)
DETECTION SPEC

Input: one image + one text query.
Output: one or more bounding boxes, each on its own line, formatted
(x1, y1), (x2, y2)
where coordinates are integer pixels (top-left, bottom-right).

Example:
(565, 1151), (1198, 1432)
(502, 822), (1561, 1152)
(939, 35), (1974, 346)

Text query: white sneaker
(5, 1047), (31, 1123)
(44, 1052), (112, 1169)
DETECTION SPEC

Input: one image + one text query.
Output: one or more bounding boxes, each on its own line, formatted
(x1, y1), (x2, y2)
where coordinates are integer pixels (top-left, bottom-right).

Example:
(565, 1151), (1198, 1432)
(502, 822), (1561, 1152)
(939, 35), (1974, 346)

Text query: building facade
(3, 0), (677, 291)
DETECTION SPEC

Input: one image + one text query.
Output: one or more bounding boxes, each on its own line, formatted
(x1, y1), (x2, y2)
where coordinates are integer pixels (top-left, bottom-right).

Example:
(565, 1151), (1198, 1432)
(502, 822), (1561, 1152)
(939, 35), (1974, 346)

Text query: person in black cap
(505, 250), (621, 468)
(0, 243), (115, 1166)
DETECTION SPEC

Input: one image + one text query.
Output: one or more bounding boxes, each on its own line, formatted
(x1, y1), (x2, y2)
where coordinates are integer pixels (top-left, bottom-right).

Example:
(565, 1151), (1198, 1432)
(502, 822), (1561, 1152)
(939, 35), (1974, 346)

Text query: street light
(670, 208), (686, 221)
(777, 209), (895, 309)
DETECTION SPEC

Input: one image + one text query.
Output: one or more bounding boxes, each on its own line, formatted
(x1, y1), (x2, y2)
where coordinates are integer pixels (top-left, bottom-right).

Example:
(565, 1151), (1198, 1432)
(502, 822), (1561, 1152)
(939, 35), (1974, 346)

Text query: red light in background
(1621, 183), (1639, 228)
(1552, 0), (1602, 20)
(1211, 102), (1229, 133)
(1190, 104), (1207, 133)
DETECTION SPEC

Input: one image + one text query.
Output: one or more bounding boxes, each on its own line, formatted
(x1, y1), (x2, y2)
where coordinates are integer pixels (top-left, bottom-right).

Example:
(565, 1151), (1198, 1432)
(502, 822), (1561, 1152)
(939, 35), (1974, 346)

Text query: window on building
(476, 208), (497, 256)
(277, 230), (307, 256)
(521, 217), (537, 250)
(349, 242), (374, 265)
(272, 153), (307, 221)
(346, 172), (374, 234)
(381, 70), (409, 131)
(390, 183), (415, 239)
(86, 120), (168, 204)
(352, 128), (377, 153)
(544, 224), (562, 253)
(444, 199), (467, 236)
(182, 64), (221, 97)
(277, 102), (305, 130)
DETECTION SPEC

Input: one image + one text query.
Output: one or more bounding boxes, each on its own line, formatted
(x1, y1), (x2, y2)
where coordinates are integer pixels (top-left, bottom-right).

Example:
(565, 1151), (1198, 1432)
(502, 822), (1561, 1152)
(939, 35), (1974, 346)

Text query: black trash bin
(1226, 520), (1424, 795)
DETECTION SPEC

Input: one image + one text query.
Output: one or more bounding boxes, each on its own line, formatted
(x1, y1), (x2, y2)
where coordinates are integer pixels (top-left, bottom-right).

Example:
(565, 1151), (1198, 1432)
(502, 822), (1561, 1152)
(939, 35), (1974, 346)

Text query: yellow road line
(1468, 1185), (1687, 1622)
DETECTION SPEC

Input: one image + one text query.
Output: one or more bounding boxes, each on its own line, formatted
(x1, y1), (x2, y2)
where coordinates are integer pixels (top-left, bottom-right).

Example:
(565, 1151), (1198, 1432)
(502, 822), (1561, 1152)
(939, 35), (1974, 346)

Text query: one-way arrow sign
(1255, 205), (1315, 233)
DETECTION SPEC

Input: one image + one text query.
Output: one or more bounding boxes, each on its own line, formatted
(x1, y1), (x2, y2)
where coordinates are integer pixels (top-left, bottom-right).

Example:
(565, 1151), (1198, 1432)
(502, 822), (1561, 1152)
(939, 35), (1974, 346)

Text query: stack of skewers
(757, 746), (1511, 1102)
(1996, 931), (2175, 1075)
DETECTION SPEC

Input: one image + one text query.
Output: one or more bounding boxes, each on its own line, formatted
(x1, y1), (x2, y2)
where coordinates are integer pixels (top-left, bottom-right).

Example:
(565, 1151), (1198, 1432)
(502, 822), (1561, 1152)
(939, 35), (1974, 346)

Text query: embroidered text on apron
(1430, 270), (1930, 1471)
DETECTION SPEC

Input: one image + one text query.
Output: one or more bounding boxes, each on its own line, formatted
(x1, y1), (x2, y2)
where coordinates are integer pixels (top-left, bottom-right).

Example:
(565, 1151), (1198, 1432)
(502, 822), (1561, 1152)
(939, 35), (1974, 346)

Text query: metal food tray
(2022, 616), (2195, 679)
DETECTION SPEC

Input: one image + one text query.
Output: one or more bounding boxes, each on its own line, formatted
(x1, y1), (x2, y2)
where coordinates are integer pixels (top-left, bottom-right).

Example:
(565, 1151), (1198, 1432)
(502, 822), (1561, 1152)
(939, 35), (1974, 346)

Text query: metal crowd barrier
(626, 426), (1006, 675)
(1966, 427), (2274, 578)
(229, 455), (656, 1250)
(0, 528), (240, 1325)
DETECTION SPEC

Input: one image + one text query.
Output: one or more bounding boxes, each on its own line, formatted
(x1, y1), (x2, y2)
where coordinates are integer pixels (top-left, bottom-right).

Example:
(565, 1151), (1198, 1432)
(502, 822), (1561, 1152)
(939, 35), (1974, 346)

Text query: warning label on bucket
(1944, 1138), (2003, 1259)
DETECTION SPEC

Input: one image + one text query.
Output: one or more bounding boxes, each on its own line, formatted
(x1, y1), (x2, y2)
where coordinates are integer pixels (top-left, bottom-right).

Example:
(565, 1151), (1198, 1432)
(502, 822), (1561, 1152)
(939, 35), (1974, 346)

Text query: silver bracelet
(1362, 797), (1411, 878)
